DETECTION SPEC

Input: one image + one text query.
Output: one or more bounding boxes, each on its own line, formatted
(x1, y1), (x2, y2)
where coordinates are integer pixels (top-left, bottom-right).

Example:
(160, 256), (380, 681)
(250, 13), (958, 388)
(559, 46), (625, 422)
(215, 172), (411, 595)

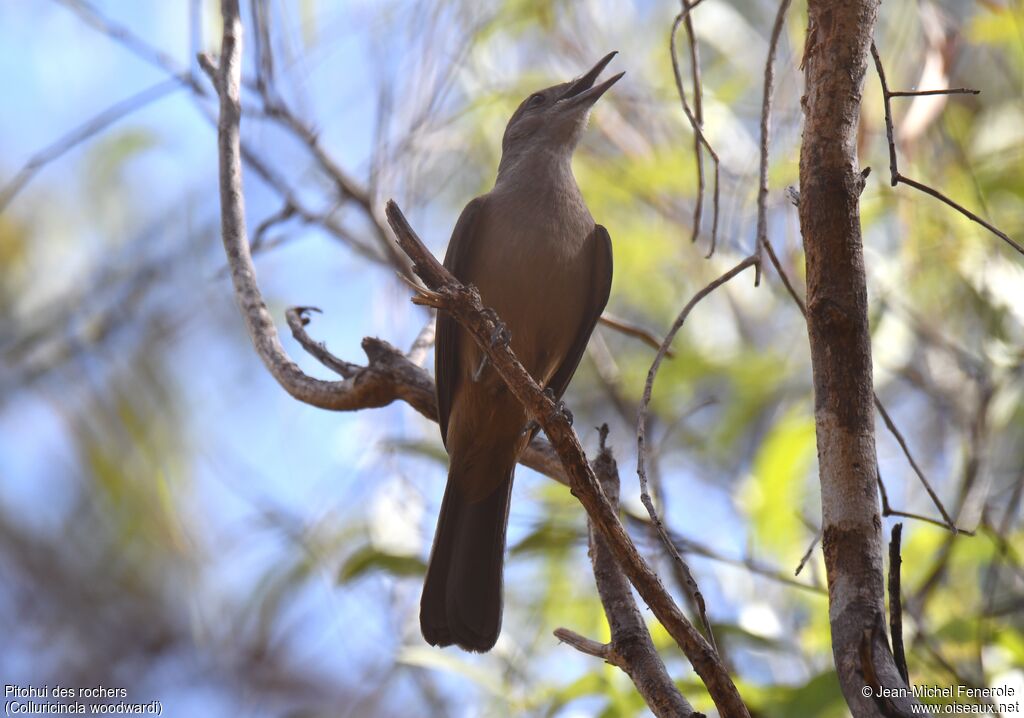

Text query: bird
(419, 52), (622, 653)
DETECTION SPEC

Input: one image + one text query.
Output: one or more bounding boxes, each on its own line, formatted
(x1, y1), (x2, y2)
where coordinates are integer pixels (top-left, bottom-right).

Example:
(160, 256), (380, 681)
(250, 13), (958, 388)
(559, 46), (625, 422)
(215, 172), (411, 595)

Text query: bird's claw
(472, 355), (489, 382)
(520, 420), (540, 438)
(481, 308), (511, 348)
(543, 388), (573, 426)
(490, 321), (511, 348)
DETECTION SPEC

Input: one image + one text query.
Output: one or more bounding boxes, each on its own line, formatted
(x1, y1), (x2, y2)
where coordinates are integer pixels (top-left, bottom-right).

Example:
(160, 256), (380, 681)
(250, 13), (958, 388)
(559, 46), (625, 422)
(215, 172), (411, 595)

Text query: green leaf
(509, 521), (580, 556)
(338, 544), (425, 583)
(740, 406), (817, 558)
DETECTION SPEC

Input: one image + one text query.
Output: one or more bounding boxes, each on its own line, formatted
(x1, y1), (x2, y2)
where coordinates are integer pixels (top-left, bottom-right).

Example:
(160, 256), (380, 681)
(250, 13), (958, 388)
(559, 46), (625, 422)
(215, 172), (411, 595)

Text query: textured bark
(798, 2), (929, 716)
(588, 444), (698, 718)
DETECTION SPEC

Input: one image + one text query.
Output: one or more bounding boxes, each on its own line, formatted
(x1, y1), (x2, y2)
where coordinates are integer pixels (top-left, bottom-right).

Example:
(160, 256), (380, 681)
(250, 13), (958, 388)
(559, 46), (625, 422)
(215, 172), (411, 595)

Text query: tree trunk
(798, 2), (929, 716)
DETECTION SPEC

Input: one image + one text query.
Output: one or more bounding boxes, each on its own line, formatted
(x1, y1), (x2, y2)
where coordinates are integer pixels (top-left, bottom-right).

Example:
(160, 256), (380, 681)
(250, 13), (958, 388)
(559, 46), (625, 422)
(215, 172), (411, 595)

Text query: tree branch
(669, 0), (720, 256)
(754, 0), (793, 285)
(869, 43), (1023, 258)
(0, 77), (184, 212)
(764, 234), (969, 535)
(888, 523), (909, 685)
(635, 255), (758, 652)
(559, 426), (701, 718)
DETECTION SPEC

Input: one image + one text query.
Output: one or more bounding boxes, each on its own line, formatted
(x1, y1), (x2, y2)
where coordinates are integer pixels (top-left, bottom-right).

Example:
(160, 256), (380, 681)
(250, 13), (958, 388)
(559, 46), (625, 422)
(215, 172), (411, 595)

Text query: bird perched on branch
(421, 52), (622, 652)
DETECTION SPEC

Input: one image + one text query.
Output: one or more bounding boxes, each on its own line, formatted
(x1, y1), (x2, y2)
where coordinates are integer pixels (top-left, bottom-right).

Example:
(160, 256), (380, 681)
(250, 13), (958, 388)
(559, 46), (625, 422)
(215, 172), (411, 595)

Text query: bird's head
(499, 52), (623, 164)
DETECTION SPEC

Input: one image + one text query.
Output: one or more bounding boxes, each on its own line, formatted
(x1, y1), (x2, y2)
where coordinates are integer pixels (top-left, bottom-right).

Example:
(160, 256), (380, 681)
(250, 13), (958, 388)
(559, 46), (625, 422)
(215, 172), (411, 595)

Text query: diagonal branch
(558, 426), (700, 718)
(636, 255), (757, 652)
(0, 77), (184, 212)
(763, 236), (969, 535)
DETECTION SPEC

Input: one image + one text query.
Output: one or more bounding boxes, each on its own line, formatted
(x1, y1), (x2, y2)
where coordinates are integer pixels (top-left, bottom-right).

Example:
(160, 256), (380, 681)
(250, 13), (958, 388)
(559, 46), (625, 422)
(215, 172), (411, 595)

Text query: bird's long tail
(420, 466), (513, 653)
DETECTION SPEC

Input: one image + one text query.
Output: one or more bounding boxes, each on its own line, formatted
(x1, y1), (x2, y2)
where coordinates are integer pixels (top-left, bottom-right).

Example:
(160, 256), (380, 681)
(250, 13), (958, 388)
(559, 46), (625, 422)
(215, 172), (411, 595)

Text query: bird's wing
(545, 224), (613, 401)
(436, 197), (487, 447)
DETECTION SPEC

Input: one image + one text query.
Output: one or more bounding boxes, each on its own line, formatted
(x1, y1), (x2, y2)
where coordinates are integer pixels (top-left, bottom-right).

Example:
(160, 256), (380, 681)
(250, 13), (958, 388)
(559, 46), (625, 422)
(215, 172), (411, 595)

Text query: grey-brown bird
(421, 52), (622, 652)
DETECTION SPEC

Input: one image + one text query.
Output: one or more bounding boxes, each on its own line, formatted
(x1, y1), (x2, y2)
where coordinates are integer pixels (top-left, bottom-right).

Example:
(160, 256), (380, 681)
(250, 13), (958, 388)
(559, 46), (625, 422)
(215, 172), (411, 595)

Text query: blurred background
(0, 1), (1022, 716)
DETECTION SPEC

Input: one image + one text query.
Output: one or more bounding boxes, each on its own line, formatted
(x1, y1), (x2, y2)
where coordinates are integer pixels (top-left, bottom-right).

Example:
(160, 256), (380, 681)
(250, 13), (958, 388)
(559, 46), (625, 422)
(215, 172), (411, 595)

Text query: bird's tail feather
(420, 467), (513, 653)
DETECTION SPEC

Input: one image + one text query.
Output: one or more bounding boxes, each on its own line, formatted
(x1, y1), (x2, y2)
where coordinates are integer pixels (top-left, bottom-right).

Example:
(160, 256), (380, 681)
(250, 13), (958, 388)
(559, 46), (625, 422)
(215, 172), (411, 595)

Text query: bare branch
(553, 628), (614, 663)
(669, 0), (720, 256)
(888, 523), (909, 685)
(873, 398), (960, 532)
(54, 0), (204, 90)
(598, 312), (676, 357)
(407, 314), (437, 367)
(57, 0), (405, 271)
(625, 513), (826, 595)
(560, 428), (699, 717)
(284, 307), (360, 379)
(0, 78), (183, 212)
(870, 43), (1023, 258)
(636, 255), (757, 651)
(765, 236), (967, 536)
(754, 0), (793, 286)
(794, 528), (822, 577)
(888, 88), (979, 97)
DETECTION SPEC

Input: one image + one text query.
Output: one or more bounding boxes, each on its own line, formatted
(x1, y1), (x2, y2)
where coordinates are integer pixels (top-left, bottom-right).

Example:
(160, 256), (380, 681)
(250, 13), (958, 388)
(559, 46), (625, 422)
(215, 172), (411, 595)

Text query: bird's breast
(464, 198), (594, 385)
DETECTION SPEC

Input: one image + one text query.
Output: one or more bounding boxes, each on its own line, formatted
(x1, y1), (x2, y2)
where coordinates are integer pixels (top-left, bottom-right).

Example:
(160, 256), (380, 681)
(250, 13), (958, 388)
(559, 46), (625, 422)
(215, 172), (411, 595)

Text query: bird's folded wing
(436, 197), (487, 447)
(545, 224), (613, 401)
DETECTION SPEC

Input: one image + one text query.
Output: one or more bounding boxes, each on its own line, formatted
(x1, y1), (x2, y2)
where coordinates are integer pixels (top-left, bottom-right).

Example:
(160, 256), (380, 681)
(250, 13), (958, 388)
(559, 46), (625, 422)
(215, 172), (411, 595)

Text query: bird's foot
(472, 355), (489, 382)
(469, 311), (509, 382)
(543, 388), (574, 426)
(481, 308), (511, 348)
(520, 420), (540, 438)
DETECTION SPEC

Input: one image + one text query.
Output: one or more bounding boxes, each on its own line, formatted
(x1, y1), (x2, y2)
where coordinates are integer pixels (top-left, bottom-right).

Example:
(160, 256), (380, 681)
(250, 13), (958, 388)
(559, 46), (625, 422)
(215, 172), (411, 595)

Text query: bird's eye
(527, 93), (545, 108)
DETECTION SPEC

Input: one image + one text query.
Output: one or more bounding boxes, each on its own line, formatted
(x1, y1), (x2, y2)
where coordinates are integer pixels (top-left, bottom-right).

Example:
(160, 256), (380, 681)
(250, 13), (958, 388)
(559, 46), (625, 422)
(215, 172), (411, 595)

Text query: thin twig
(888, 523), (909, 685)
(870, 42), (1023, 258)
(598, 312), (676, 357)
(876, 472), (975, 536)
(406, 314), (437, 367)
(895, 175), (1024, 256)
(794, 528), (822, 577)
(636, 255), (758, 652)
(284, 307), (360, 379)
(888, 88), (979, 97)
(874, 398), (958, 532)
(754, 0), (793, 286)
(682, 0), (704, 253)
(764, 235), (968, 535)
(251, 203), (297, 252)
(57, 0), (408, 272)
(870, 43), (901, 186)
(669, 0), (719, 256)
(54, 0), (205, 90)
(0, 78), (183, 211)
(553, 628), (614, 664)
(635, 515), (826, 594)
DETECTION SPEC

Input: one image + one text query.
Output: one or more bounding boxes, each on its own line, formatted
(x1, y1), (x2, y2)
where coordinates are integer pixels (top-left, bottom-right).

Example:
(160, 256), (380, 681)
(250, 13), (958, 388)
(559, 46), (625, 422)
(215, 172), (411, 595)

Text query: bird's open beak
(557, 51), (624, 109)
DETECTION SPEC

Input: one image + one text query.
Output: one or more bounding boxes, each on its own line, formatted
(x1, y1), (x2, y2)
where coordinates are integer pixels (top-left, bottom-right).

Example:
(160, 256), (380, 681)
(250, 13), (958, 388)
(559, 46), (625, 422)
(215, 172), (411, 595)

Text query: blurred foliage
(0, 0), (1022, 716)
